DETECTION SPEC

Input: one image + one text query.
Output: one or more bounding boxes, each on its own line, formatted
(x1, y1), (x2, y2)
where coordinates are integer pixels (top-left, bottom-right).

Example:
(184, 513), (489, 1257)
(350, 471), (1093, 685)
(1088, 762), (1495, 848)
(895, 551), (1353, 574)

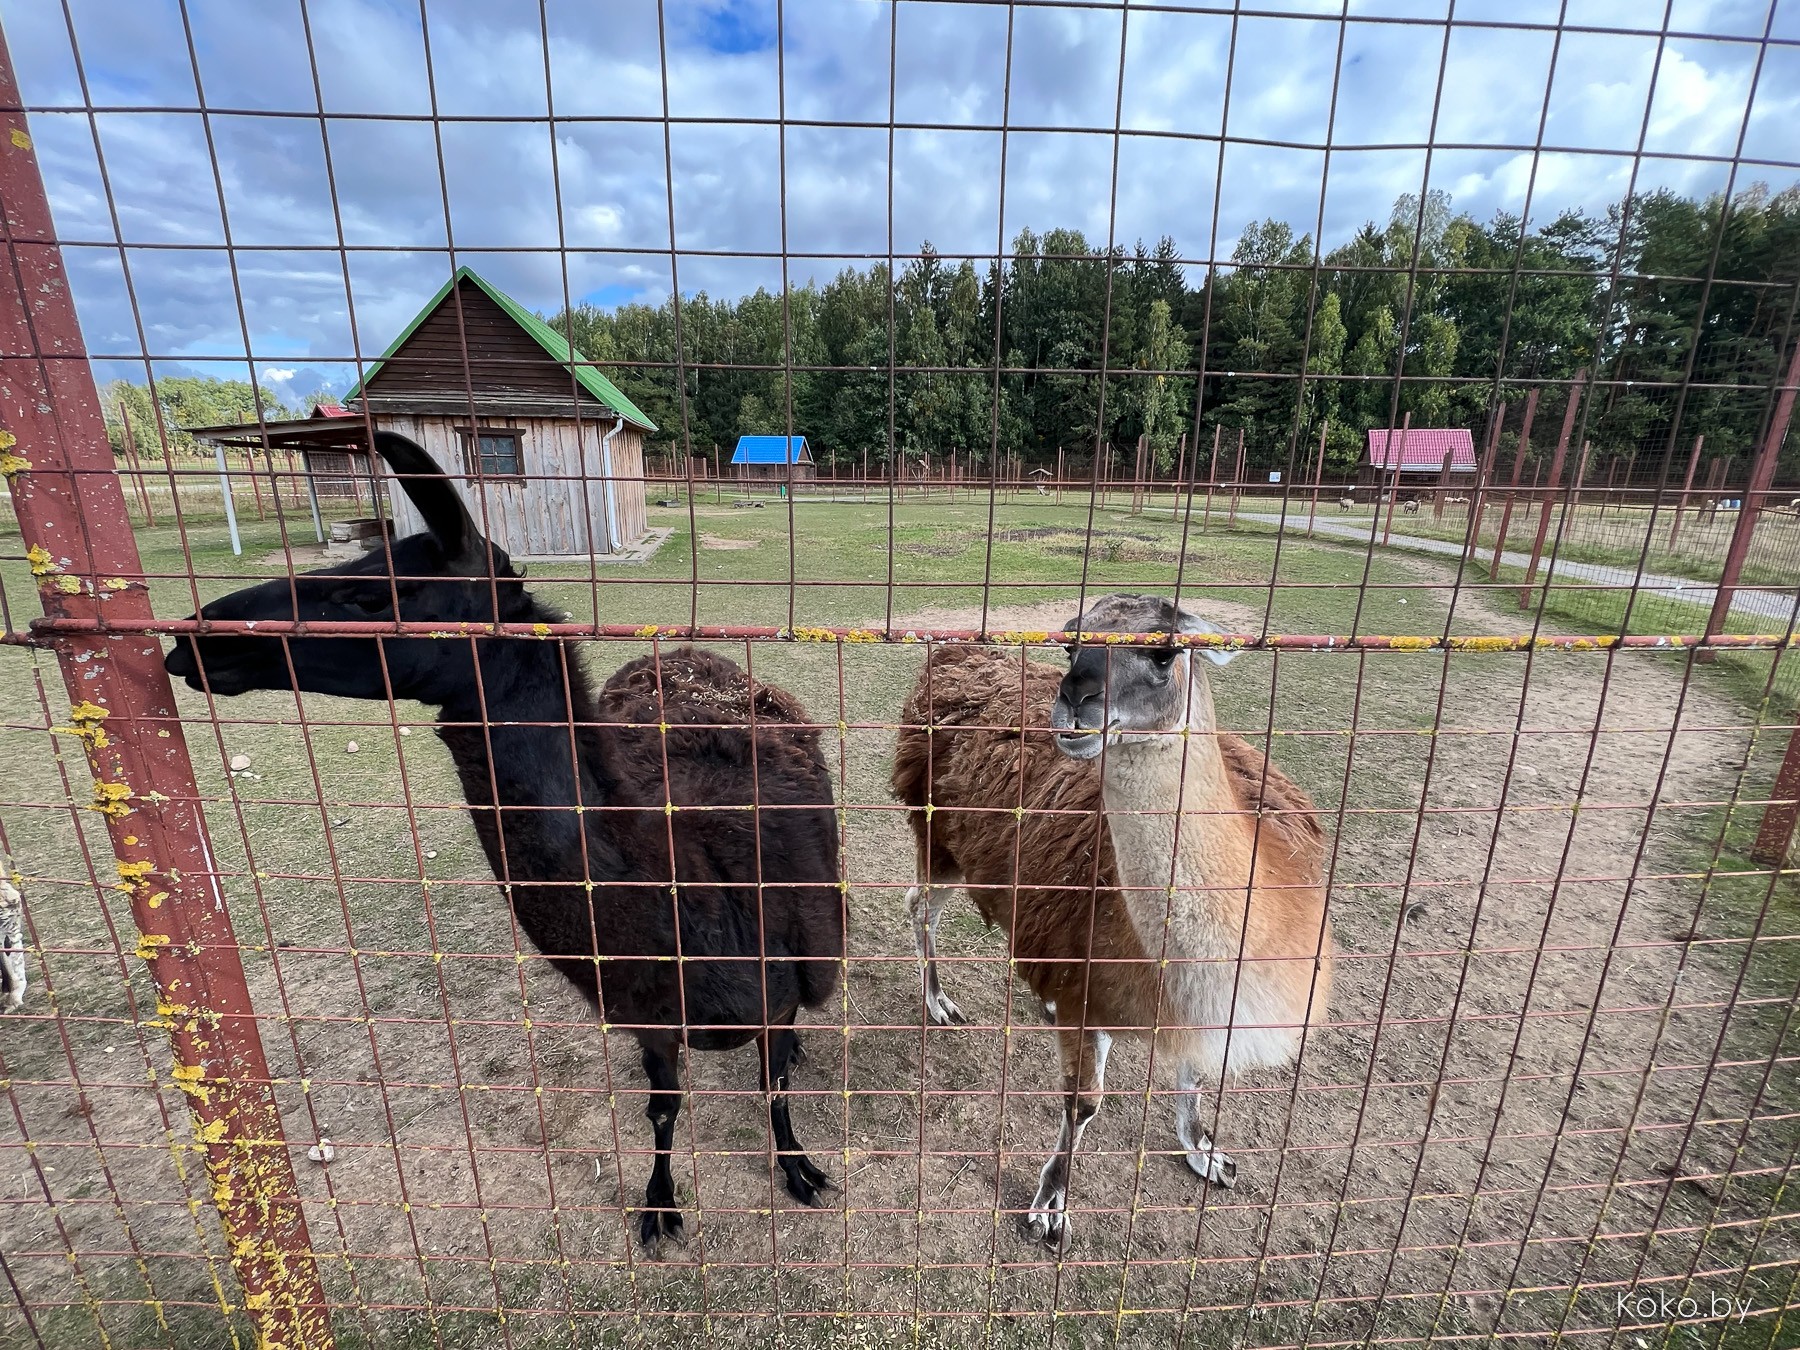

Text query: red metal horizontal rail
(12, 616), (1793, 651)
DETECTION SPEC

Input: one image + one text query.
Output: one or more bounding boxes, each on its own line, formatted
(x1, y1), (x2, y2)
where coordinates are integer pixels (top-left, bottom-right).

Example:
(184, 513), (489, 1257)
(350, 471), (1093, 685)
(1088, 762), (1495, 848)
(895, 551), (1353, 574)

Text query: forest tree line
(101, 376), (329, 460)
(555, 185), (1798, 478)
(103, 184), (1799, 479)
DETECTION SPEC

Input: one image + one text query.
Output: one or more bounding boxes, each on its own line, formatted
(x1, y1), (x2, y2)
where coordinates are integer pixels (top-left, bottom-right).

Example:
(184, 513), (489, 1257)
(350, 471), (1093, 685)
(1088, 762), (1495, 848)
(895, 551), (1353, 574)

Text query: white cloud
(1, 0), (1789, 400)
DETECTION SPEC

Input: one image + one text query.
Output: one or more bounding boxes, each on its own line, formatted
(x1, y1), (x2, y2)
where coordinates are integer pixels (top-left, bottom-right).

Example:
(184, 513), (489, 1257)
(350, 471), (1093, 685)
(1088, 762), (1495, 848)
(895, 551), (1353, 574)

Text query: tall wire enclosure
(1, 2), (1798, 1347)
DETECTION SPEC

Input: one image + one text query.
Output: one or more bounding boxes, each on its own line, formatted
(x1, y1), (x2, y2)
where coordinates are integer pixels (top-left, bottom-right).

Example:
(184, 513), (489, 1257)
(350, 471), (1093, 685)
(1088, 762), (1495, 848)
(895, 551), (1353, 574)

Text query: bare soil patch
(256, 543), (332, 567)
(894, 597), (1270, 637)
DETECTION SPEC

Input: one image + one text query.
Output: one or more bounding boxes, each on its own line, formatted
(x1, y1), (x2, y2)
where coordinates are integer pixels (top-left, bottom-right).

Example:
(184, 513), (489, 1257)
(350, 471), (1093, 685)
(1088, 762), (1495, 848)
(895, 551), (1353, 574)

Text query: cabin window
(458, 428), (524, 477)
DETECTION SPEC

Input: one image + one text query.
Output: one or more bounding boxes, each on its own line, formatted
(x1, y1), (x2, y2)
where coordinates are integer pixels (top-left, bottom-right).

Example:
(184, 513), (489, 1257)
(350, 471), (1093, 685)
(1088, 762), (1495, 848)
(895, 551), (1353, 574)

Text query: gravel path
(1235, 511), (1800, 627)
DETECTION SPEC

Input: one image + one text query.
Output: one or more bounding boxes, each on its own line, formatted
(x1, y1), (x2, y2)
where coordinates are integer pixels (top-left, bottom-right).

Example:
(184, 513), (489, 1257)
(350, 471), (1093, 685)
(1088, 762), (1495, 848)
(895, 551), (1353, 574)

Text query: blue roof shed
(732, 435), (812, 465)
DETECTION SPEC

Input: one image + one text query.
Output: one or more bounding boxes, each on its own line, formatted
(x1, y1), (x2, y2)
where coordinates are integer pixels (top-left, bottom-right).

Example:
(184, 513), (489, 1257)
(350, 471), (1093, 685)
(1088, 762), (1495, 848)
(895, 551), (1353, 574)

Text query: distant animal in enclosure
(1338, 494), (1356, 511)
(1445, 495), (1469, 505)
(1402, 497), (1421, 514)
(164, 432), (844, 1255)
(0, 872), (24, 1012)
(892, 596), (1332, 1247)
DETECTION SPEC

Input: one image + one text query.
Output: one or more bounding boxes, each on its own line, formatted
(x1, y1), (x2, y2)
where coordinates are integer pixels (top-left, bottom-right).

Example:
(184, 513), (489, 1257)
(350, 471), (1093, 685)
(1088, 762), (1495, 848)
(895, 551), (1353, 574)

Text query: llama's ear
(1175, 609), (1238, 666)
(1060, 612), (1083, 653)
(371, 431), (484, 566)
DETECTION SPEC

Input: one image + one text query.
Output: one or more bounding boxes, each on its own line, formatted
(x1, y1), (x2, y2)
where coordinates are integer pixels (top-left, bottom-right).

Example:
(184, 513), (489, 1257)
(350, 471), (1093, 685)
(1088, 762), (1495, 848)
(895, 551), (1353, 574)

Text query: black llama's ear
(370, 431), (485, 566)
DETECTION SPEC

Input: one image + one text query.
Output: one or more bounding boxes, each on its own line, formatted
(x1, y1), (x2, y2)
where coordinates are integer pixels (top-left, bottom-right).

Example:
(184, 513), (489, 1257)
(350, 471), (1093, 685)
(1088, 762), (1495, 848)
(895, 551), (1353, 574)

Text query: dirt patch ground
(256, 543), (334, 567)
(699, 534), (761, 551)
(4, 553), (1793, 1348)
(894, 597), (1271, 637)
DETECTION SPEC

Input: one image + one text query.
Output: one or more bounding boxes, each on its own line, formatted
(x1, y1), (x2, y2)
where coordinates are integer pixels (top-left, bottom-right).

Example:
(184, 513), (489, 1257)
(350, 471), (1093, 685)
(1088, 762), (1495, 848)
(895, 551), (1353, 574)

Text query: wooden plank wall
(381, 415), (648, 557)
(361, 280), (583, 403)
(604, 431), (647, 548)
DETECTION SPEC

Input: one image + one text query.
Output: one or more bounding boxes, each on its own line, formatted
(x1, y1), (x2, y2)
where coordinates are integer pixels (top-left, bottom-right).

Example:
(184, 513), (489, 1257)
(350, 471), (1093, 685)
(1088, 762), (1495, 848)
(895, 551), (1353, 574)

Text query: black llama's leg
(761, 1016), (834, 1207)
(638, 1034), (687, 1254)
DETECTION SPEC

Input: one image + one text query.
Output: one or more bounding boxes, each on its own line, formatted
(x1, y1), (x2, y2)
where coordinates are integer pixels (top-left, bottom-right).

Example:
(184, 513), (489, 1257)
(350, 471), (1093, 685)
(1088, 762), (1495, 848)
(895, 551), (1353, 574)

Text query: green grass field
(2, 493), (1797, 1349)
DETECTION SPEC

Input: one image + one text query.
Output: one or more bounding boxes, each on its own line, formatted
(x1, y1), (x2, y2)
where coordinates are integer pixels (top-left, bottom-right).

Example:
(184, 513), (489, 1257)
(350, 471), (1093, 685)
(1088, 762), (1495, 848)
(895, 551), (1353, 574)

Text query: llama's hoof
(1023, 1206), (1069, 1252)
(924, 990), (968, 1026)
(1185, 1148), (1237, 1188)
(780, 1153), (836, 1208)
(637, 1206), (687, 1256)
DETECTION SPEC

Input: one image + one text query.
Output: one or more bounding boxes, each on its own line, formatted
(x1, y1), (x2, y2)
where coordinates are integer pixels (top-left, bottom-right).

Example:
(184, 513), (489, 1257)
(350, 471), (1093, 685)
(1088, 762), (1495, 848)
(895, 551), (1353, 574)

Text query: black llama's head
(164, 432), (534, 705)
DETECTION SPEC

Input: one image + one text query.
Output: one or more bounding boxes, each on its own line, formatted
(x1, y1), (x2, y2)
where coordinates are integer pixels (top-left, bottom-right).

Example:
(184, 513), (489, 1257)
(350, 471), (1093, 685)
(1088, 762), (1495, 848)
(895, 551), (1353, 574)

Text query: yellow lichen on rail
(169, 1062), (213, 1106)
(117, 859), (156, 890)
(0, 428), (28, 478)
(25, 544), (57, 576)
(53, 700), (112, 750)
(201, 1126), (334, 1343)
(90, 779), (134, 818)
(1444, 635), (1535, 653)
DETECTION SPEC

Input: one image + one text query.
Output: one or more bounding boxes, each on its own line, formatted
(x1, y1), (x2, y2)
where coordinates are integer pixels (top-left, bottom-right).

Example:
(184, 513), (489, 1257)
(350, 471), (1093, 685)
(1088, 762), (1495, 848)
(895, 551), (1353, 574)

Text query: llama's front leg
(760, 1019), (835, 1207)
(908, 876), (966, 1025)
(1173, 1066), (1237, 1187)
(1025, 1028), (1111, 1250)
(637, 1035), (687, 1255)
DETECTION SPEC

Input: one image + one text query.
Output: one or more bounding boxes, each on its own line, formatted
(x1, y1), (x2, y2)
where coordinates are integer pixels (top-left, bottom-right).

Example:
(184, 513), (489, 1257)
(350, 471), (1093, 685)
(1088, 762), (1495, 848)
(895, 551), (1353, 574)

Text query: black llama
(164, 432), (844, 1252)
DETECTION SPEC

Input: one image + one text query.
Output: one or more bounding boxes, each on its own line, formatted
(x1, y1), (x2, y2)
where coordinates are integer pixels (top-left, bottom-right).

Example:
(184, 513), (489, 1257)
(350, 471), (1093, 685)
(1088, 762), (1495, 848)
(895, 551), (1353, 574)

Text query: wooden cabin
(345, 268), (655, 556)
(190, 267), (656, 558)
(731, 435), (816, 483)
(1359, 427), (1478, 491)
(297, 402), (366, 500)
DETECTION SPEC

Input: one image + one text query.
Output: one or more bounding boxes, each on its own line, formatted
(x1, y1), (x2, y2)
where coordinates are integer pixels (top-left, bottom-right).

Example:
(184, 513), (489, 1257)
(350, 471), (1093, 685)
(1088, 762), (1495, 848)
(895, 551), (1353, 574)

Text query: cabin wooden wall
(380, 414), (648, 557)
(602, 430), (647, 549)
(735, 461), (816, 482)
(360, 278), (582, 404)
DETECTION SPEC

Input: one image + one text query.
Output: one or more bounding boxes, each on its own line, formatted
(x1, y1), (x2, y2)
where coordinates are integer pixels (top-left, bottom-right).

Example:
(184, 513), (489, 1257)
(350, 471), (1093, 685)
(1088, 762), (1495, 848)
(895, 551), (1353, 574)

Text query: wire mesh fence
(3, 2), (1799, 1348)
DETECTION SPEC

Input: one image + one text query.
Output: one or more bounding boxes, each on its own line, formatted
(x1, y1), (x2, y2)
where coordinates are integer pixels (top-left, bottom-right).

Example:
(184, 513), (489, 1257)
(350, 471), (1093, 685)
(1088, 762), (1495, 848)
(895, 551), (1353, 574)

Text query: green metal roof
(344, 265), (656, 432)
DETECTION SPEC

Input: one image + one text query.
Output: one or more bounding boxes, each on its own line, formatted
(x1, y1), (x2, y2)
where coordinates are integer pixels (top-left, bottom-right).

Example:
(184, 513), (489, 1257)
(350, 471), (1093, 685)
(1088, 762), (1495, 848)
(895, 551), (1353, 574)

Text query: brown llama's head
(1048, 593), (1237, 761)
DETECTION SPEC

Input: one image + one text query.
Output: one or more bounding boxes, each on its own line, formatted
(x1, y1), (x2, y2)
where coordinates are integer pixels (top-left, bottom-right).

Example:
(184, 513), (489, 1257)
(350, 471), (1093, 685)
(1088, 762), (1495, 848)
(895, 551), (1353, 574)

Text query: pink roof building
(1365, 427), (1476, 474)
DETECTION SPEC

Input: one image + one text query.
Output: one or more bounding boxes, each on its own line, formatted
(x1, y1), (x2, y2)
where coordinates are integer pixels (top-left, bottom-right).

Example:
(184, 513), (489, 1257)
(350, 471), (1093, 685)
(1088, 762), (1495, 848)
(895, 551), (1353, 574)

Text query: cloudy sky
(8, 0), (1798, 406)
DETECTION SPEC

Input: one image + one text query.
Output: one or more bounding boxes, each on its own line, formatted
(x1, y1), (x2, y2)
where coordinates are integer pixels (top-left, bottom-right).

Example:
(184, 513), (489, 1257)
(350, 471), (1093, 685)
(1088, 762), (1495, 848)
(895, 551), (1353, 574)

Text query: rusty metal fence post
(1462, 400), (1503, 562)
(0, 36), (330, 1349)
(1666, 432), (1704, 551)
(1488, 389), (1536, 581)
(1518, 370), (1586, 609)
(1703, 342), (1800, 644)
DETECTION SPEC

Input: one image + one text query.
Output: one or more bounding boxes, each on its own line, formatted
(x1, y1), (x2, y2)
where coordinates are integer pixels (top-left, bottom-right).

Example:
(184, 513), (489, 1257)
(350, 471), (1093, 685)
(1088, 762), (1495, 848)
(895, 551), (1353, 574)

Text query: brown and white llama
(891, 594), (1332, 1247)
